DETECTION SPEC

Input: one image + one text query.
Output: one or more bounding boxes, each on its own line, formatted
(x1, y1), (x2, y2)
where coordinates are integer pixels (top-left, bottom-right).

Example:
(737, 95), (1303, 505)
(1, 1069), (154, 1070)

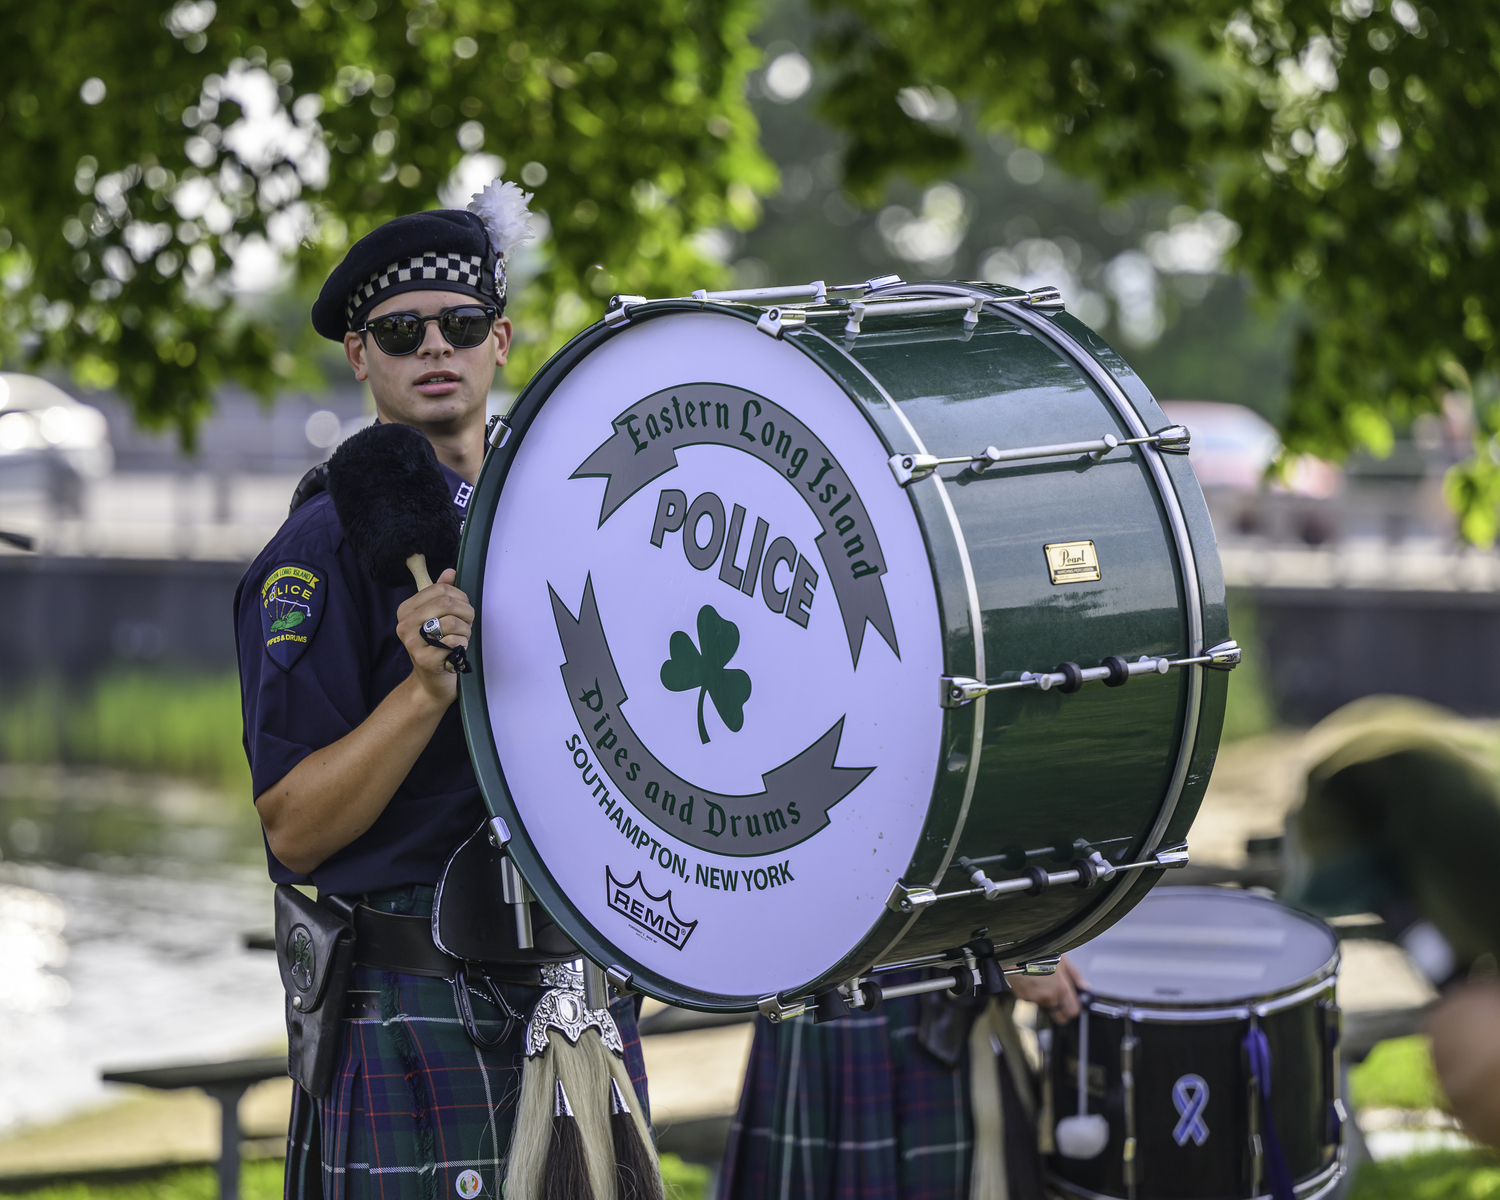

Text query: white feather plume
(467, 178), (536, 263)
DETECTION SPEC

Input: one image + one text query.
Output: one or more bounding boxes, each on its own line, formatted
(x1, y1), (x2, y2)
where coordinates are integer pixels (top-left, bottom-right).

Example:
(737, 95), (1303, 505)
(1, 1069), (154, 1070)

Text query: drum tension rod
(686, 274), (904, 307)
(889, 425), (1191, 487)
(844, 295), (986, 336)
(885, 843), (1189, 914)
(843, 948), (1066, 1013)
(940, 640), (1241, 709)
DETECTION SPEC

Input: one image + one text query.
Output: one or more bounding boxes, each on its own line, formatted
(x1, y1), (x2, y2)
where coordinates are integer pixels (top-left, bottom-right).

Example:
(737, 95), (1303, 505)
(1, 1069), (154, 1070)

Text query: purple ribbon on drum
(1244, 1026), (1298, 1200)
(1171, 1074), (1210, 1146)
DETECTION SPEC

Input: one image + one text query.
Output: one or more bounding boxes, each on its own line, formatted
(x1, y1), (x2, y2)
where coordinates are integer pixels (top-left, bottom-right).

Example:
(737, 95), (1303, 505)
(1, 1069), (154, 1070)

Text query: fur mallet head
(326, 422), (461, 589)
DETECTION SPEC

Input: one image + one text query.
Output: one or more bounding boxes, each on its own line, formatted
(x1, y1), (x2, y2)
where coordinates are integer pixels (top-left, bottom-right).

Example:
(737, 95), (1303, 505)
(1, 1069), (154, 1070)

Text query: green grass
(661, 1152), (712, 1200)
(0, 1160), (283, 1199)
(1, 1155), (711, 1200)
(7, 1148), (1500, 1200)
(1350, 1034), (1449, 1112)
(0, 670), (250, 795)
(1347, 1149), (1500, 1199)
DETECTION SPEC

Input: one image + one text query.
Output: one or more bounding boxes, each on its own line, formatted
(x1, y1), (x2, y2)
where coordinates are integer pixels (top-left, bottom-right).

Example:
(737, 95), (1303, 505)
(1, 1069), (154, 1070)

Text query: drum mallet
(1055, 996), (1110, 1159)
(326, 421), (469, 673)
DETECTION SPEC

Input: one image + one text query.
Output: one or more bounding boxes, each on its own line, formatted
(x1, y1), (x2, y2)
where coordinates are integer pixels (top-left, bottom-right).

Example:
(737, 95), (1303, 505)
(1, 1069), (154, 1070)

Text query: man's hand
(1011, 956), (1088, 1023)
(396, 567), (474, 705)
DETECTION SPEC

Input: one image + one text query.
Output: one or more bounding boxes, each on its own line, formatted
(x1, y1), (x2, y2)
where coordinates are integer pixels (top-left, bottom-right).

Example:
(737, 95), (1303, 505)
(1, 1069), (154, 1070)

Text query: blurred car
(0, 373), (113, 514)
(1159, 400), (1339, 499)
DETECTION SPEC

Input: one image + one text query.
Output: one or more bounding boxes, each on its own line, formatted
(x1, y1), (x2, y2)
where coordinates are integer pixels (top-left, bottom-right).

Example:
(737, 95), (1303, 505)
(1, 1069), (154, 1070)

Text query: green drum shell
(791, 283), (1228, 985)
(458, 282), (1227, 1010)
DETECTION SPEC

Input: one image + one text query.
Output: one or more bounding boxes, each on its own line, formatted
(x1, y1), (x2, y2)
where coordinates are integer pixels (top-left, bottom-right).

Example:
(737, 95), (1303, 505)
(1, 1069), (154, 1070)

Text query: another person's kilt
(718, 972), (1041, 1200)
(283, 887), (648, 1200)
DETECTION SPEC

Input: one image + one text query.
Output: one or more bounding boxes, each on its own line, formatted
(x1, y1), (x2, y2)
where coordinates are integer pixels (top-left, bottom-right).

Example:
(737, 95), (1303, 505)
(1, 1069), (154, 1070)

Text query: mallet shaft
(406, 552), (433, 590)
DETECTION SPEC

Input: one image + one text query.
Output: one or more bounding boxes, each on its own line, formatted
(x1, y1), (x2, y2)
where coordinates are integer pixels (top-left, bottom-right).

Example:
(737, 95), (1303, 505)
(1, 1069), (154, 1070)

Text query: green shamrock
(660, 605), (752, 744)
(270, 610), (305, 633)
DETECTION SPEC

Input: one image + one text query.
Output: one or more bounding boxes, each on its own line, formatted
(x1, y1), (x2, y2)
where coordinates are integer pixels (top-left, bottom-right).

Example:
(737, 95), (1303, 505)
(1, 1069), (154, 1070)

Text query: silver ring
(422, 617), (442, 636)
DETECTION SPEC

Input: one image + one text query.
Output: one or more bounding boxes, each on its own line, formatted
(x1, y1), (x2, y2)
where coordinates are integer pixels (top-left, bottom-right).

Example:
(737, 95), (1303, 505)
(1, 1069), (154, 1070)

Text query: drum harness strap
(966, 994), (1040, 1200)
(917, 981), (1040, 1200)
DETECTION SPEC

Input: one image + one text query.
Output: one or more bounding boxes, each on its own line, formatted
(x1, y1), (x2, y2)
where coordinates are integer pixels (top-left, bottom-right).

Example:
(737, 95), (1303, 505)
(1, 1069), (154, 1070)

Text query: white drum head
(1067, 887), (1339, 1005)
(478, 311), (944, 999)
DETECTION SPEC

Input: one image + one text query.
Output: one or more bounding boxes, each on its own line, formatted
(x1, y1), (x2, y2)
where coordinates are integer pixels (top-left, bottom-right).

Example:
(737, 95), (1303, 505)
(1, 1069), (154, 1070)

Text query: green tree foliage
(812, 0), (1500, 537)
(0, 0), (774, 444)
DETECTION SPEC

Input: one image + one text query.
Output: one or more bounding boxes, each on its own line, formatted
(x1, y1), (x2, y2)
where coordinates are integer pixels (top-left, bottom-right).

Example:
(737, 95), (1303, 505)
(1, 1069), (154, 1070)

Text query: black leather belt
(351, 905), (545, 985)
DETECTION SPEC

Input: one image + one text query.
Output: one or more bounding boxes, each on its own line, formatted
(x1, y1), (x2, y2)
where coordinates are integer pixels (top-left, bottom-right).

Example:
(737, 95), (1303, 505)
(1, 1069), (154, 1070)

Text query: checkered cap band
(345, 252), (487, 324)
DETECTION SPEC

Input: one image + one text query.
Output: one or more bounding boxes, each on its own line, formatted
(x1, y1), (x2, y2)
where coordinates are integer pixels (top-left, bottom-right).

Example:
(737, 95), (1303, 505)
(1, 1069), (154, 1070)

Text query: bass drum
(457, 280), (1231, 1012)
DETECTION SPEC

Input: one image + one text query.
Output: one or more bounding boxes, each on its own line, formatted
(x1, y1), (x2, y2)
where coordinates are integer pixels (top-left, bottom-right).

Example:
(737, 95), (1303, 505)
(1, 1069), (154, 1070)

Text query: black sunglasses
(358, 305), (497, 356)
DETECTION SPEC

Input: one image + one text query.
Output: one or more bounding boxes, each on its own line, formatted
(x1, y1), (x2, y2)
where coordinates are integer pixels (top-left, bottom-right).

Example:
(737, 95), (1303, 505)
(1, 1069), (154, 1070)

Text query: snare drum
(1044, 887), (1345, 1200)
(457, 279), (1233, 1012)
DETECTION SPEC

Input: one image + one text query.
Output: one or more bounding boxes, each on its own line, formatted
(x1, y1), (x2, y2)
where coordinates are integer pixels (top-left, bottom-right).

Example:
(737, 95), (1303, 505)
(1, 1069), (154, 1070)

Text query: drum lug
(605, 964), (633, 994)
(890, 452), (942, 486)
(1022, 956), (1061, 976)
(886, 881), (938, 914)
(1152, 423), (1192, 453)
(1203, 639), (1241, 670)
(603, 294), (647, 326)
(758, 992), (808, 1024)
(1152, 843), (1190, 869)
(1022, 285), (1065, 311)
(939, 674), (988, 708)
(486, 816), (512, 848)
(756, 306), (807, 339)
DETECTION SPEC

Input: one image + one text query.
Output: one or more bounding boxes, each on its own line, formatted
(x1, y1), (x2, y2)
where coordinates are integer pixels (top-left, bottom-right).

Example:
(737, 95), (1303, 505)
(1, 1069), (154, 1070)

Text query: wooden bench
(100, 1056), (287, 1200)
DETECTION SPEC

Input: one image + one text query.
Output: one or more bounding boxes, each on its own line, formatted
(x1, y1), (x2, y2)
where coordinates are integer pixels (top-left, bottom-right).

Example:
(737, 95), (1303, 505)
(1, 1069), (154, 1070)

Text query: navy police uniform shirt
(234, 459), (481, 895)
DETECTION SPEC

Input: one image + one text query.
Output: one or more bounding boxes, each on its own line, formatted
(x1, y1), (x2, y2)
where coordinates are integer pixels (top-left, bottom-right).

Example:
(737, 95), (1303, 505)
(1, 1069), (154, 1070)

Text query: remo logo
(479, 313), (943, 995)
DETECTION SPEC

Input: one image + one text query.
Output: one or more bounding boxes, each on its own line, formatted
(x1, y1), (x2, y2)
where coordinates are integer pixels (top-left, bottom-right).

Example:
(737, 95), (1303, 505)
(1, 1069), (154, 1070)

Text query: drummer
(720, 956), (1087, 1200)
(234, 182), (650, 1198)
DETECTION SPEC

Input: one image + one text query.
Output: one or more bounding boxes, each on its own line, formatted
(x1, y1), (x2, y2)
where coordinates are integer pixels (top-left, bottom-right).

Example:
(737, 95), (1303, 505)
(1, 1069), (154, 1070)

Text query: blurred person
(235, 181), (651, 1199)
(1282, 696), (1500, 1149)
(1428, 978), (1500, 1149)
(719, 955), (1087, 1200)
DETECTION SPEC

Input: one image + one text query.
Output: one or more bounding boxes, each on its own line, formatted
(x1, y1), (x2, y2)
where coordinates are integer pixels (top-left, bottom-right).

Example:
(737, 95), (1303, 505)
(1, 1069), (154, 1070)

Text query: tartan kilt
(717, 973), (1042, 1200)
(718, 976), (969, 1200)
(283, 895), (647, 1200)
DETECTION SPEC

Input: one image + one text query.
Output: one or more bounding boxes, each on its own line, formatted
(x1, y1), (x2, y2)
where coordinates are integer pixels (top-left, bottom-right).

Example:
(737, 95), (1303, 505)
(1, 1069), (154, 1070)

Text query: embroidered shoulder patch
(261, 562), (326, 671)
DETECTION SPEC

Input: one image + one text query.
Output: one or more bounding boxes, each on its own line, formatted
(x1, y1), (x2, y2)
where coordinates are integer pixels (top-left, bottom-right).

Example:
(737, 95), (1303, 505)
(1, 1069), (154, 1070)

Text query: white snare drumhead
(1067, 886), (1338, 1005)
(480, 311), (944, 998)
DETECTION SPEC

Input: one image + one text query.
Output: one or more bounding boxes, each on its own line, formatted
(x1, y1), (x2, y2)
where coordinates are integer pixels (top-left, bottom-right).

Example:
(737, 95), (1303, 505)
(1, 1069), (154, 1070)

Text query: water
(0, 765), (283, 1135)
